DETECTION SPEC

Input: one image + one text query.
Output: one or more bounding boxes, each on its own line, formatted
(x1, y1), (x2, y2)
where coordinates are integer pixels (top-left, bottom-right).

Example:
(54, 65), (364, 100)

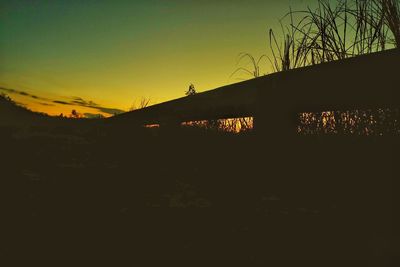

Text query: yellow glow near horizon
(0, 1), (315, 116)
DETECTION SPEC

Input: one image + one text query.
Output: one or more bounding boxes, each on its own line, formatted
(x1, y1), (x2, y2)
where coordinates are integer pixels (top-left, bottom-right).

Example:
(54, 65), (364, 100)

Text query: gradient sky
(0, 0), (314, 117)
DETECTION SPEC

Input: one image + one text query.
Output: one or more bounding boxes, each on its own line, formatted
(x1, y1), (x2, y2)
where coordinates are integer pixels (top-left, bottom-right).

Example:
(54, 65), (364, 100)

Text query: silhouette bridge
(110, 48), (400, 134)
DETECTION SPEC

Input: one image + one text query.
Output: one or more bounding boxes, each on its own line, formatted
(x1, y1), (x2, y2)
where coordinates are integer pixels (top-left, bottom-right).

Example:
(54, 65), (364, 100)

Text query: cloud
(53, 100), (71, 105)
(71, 97), (99, 107)
(0, 86), (44, 101)
(94, 107), (125, 115)
(1, 86), (126, 116)
(61, 96), (125, 115)
(38, 102), (55, 106)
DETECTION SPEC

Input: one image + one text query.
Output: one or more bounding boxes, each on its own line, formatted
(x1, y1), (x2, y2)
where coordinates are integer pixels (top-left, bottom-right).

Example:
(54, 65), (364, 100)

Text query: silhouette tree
(185, 83), (196, 96)
(70, 109), (81, 118)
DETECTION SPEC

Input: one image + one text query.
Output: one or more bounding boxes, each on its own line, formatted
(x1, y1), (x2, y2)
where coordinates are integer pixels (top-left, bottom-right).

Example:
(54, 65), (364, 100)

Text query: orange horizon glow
(1, 1), (313, 117)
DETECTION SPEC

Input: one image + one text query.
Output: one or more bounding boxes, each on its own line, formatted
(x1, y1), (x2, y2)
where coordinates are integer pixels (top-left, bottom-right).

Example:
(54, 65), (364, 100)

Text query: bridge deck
(110, 49), (400, 128)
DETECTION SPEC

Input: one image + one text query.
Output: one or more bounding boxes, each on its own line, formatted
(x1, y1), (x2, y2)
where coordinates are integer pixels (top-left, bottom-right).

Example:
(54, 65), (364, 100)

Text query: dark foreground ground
(0, 121), (397, 265)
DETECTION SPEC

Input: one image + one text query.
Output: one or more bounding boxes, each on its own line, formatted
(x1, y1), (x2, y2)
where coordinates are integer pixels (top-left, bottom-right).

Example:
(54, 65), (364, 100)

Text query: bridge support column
(254, 107), (299, 140)
(160, 117), (181, 133)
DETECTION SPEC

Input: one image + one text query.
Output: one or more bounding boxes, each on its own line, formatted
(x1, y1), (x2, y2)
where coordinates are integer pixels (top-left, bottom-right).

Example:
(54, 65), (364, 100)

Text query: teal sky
(0, 0), (314, 116)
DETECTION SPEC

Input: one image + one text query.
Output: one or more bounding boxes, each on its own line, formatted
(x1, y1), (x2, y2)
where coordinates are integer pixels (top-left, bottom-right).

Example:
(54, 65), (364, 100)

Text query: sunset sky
(0, 0), (315, 117)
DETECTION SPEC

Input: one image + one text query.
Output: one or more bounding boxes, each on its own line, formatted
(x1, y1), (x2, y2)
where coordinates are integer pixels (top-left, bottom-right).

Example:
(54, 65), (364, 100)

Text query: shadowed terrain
(0, 94), (396, 265)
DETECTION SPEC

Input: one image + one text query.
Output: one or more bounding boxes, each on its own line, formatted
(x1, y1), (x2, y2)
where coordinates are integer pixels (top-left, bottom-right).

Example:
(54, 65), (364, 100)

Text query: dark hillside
(1, 113), (396, 264)
(0, 95), (103, 139)
(0, 95), (51, 126)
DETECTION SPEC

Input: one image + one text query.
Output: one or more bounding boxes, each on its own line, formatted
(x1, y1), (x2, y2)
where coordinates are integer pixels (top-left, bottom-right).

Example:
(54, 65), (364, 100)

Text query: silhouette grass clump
(271, 0), (400, 70)
(181, 117), (253, 133)
(129, 97), (151, 111)
(230, 53), (269, 79)
(232, 0), (399, 76)
(297, 108), (400, 135)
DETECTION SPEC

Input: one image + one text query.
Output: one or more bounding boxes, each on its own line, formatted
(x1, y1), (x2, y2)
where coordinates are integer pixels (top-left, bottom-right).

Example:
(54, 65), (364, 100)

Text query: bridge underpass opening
(297, 108), (400, 136)
(181, 117), (254, 133)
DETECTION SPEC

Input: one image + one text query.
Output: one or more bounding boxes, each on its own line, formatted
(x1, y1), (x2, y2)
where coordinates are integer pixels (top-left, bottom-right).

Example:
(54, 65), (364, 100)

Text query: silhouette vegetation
(227, 0), (400, 136)
(233, 0), (399, 76)
(129, 97), (151, 111)
(185, 83), (197, 96)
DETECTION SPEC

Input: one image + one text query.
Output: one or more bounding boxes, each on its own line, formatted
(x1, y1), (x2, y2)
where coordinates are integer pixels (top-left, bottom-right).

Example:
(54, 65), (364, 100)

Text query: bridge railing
(109, 48), (400, 135)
